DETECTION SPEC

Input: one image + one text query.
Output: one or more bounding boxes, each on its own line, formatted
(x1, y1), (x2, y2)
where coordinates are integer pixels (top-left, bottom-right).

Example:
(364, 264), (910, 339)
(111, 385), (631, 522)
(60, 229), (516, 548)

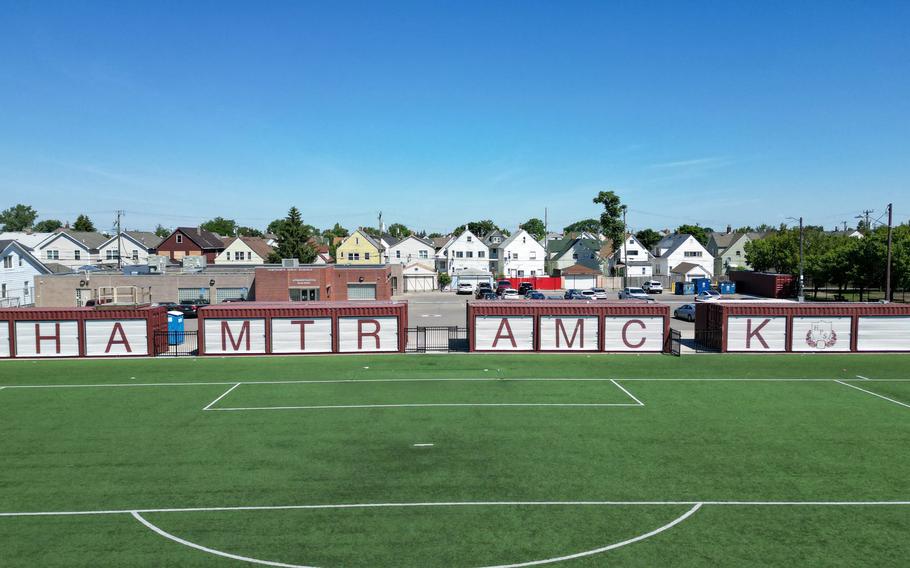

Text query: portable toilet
(675, 281), (696, 295)
(718, 281), (736, 295)
(167, 311), (185, 345)
(693, 278), (712, 294)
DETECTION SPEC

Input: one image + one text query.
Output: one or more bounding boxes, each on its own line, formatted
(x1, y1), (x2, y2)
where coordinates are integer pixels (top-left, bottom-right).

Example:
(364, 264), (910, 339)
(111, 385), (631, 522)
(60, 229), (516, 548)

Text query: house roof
(670, 262), (706, 275)
(391, 234), (434, 248)
(175, 227), (226, 250)
(99, 231), (163, 250)
(43, 230), (109, 250)
(481, 230), (505, 245)
(497, 229), (543, 251)
(402, 261), (437, 274)
(655, 234), (707, 258)
(380, 233), (401, 247)
(0, 232), (54, 249)
(340, 229), (382, 251)
(431, 236), (450, 250)
(43, 262), (74, 274)
(560, 263), (601, 275)
(223, 236), (275, 259)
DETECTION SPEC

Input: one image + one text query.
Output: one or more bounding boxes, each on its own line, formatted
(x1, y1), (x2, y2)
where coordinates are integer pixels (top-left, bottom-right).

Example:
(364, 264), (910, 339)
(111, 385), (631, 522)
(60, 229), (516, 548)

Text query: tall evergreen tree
(269, 206), (317, 263)
(73, 214), (96, 232)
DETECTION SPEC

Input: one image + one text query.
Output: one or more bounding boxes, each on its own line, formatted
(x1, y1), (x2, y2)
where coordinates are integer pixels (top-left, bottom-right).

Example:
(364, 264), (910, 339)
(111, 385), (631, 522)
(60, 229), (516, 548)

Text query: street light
(786, 216), (804, 302)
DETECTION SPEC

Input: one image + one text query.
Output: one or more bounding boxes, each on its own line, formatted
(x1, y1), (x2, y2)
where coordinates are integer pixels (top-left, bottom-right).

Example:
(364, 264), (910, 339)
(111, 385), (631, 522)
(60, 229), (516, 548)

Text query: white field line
(3, 500), (910, 518)
(412, 443), (434, 447)
(202, 383), (241, 411)
(834, 380), (910, 409)
(610, 379), (644, 406)
(856, 375), (871, 381)
(208, 403), (642, 411)
(131, 504), (702, 568)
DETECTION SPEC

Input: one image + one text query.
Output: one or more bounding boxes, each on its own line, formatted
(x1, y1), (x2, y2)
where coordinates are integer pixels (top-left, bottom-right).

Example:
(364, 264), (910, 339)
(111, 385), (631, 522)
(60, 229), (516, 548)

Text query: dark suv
(518, 282), (533, 295)
(175, 299), (209, 318)
(475, 282), (493, 299)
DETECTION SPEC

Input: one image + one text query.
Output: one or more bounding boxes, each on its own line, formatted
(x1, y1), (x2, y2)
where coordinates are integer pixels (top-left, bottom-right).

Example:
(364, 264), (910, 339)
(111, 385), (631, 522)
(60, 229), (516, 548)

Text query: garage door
(347, 283), (377, 300)
(178, 288), (210, 302)
(215, 287), (249, 303)
(564, 275), (597, 289)
(405, 275), (435, 292)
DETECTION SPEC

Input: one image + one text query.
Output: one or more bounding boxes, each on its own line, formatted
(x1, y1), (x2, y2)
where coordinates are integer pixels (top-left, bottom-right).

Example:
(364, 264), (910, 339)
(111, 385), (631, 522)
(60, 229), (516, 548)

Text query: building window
(365, 252), (371, 260)
(684, 251), (703, 258)
(106, 249), (119, 260)
(74, 250), (81, 261)
(493, 237), (501, 243)
(46, 250), (59, 260)
(2, 256), (11, 269)
(466, 236), (472, 242)
(529, 252), (536, 260)
(512, 252), (518, 259)
(1, 283), (5, 297)
(627, 250), (638, 256)
(466, 251), (473, 258)
(455, 251), (464, 258)
(736, 250), (741, 257)
(572, 253), (578, 260)
(419, 250), (428, 259)
(176, 234), (183, 244)
(24, 281), (29, 297)
(478, 251), (485, 258)
(354, 253), (360, 261)
(396, 250), (401, 258)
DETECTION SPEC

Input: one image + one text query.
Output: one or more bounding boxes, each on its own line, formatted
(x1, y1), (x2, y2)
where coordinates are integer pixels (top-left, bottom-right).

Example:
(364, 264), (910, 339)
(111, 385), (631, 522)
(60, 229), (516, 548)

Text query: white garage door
(178, 288), (210, 302)
(347, 283), (377, 300)
(215, 287), (248, 303)
(405, 275), (435, 292)
(564, 275), (597, 289)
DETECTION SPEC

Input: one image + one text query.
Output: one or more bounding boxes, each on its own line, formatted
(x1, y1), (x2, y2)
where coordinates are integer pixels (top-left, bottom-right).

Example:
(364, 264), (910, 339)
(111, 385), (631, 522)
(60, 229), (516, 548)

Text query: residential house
(335, 229), (383, 265)
(496, 229), (546, 277)
(482, 230), (507, 273)
(401, 261), (438, 292)
(387, 235), (435, 265)
(652, 234), (714, 281)
(545, 237), (602, 275)
(559, 263), (601, 289)
(97, 231), (163, 266)
(828, 229), (864, 239)
(707, 230), (764, 276)
(0, 240), (51, 307)
(609, 233), (655, 278)
(215, 237), (275, 265)
(156, 227), (226, 263)
(435, 229), (490, 274)
(0, 232), (55, 250)
(35, 230), (108, 270)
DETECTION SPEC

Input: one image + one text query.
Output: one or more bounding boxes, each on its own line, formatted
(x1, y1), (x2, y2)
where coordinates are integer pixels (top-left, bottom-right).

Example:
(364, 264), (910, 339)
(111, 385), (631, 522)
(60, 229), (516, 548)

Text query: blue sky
(1, 1), (907, 235)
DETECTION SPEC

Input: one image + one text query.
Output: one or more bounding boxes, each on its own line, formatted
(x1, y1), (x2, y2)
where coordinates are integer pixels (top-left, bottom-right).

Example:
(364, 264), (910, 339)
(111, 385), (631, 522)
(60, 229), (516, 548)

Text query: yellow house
(335, 229), (383, 265)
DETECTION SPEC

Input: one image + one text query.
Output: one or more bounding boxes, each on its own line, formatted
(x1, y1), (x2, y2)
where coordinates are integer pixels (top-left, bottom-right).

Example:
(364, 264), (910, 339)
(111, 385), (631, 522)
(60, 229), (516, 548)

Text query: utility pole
(116, 210), (124, 270)
(544, 207), (549, 275)
(856, 209), (874, 234)
(798, 216), (804, 302)
(841, 221), (848, 232)
(886, 203), (893, 302)
(622, 206), (628, 289)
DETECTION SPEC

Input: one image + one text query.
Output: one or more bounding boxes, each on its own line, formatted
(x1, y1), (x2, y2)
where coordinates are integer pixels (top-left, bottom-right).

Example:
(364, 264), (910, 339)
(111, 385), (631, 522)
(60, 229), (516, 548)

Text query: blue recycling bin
(167, 311), (185, 345)
(718, 281), (736, 295)
(693, 278), (712, 294)
(675, 281), (696, 295)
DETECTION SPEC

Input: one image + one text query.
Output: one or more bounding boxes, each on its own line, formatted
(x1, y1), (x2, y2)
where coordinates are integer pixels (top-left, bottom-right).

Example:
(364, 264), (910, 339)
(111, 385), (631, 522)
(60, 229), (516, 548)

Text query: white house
(435, 229), (490, 274)
(496, 229), (546, 277)
(387, 235), (435, 265)
(652, 234), (714, 281)
(0, 232), (55, 250)
(609, 233), (654, 278)
(0, 239), (51, 307)
(35, 231), (107, 270)
(546, 237), (602, 274)
(214, 237), (274, 265)
(97, 232), (163, 266)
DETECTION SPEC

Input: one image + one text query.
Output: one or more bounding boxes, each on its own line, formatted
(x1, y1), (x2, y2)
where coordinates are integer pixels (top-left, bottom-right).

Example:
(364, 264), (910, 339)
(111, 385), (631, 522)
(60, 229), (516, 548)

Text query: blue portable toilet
(675, 281), (696, 295)
(718, 281), (736, 295)
(167, 311), (185, 345)
(693, 278), (712, 294)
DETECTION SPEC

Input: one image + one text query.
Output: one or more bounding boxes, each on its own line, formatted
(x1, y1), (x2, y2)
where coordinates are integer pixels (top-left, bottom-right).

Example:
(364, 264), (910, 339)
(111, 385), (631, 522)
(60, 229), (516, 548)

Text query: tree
(73, 214), (96, 232)
(593, 191), (625, 247)
(154, 224), (171, 238)
(237, 226), (264, 237)
(201, 216), (237, 236)
(563, 219), (601, 234)
(675, 224), (712, 246)
(453, 220), (507, 238)
(437, 273), (452, 290)
(635, 228), (662, 250)
(387, 223), (412, 238)
(0, 204), (38, 231)
(322, 223), (349, 239)
(268, 206), (317, 264)
(427, 232), (444, 239)
(267, 218), (286, 235)
(519, 218), (546, 241)
(34, 219), (63, 232)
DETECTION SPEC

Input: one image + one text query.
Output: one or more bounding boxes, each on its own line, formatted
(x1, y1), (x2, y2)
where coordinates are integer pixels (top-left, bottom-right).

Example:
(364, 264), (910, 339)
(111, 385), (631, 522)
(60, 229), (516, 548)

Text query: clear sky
(1, 1), (907, 235)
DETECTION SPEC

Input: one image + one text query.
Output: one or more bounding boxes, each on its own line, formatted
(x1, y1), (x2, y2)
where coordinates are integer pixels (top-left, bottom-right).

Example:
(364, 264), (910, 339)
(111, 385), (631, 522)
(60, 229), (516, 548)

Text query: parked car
(564, 289), (583, 300)
(580, 289), (596, 300)
(456, 282), (474, 295)
(526, 291), (546, 300)
(518, 282), (534, 295)
(496, 280), (512, 295)
(674, 303), (696, 322)
(475, 282), (493, 296)
(221, 297), (246, 303)
(591, 287), (608, 300)
(618, 287), (651, 301)
(176, 299), (209, 318)
(695, 290), (722, 302)
(642, 280), (664, 294)
(502, 289), (521, 300)
(481, 292), (498, 300)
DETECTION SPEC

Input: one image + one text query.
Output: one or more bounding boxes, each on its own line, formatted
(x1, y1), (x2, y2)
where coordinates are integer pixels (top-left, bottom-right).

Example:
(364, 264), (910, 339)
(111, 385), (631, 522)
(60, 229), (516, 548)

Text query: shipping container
(467, 300), (670, 353)
(729, 271), (795, 298)
(502, 276), (563, 291)
(694, 301), (910, 353)
(0, 305), (167, 358)
(196, 301), (408, 356)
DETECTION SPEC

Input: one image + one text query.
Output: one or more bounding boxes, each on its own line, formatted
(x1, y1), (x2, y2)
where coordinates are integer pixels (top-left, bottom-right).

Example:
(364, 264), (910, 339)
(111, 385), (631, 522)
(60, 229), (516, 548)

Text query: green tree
(268, 206), (317, 264)
(452, 220), (508, 238)
(154, 224), (171, 238)
(73, 214), (96, 232)
(675, 224), (712, 246)
(237, 226), (264, 237)
(0, 204), (38, 231)
(267, 218), (286, 235)
(34, 219), (63, 232)
(563, 219), (601, 234)
(387, 223), (412, 238)
(519, 218), (546, 241)
(593, 191), (625, 248)
(322, 223), (349, 239)
(200, 217), (237, 236)
(437, 273), (451, 290)
(634, 229), (662, 251)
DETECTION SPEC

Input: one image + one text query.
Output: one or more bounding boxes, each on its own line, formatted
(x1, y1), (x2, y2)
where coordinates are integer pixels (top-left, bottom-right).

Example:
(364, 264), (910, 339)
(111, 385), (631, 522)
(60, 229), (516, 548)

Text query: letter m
(222, 320), (251, 351)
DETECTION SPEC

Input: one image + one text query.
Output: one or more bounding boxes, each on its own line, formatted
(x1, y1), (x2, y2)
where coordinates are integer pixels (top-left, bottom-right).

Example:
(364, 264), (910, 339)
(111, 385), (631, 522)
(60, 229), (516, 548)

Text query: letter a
(105, 322), (132, 353)
(492, 319), (517, 348)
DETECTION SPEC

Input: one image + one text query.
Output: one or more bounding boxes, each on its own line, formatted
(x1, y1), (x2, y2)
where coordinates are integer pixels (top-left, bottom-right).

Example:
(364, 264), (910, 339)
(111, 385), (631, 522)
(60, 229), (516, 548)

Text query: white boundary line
(131, 503), (703, 568)
(610, 379), (644, 406)
(207, 403), (642, 411)
(3, 500), (909, 518)
(202, 383), (241, 411)
(834, 380), (910, 409)
(856, 375), (871, 380)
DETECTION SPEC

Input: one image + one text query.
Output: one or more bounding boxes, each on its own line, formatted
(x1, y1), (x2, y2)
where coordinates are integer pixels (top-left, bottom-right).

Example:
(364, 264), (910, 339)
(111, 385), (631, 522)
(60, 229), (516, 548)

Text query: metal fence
(805, 285), (908, 304)
(669, 329), (681, 356)
(693, 329), (723, 353)
(154, 331), (199, 357)
(406, 327), (469, 353)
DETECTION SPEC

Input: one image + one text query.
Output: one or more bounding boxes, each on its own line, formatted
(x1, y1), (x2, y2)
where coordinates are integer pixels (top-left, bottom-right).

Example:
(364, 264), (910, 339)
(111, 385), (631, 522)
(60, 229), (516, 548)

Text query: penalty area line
(610, 379), (644, 406)
(202, 383), (241, 411)
(834, 380), (910, 409)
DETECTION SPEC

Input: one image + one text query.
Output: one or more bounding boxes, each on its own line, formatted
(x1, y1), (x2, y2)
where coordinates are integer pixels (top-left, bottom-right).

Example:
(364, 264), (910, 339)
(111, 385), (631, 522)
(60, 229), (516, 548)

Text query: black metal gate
(669, 328), (681, 356)
(407, 327), (469, 353)
(693, 330), (723, 353)
(154, 331), (199, 357)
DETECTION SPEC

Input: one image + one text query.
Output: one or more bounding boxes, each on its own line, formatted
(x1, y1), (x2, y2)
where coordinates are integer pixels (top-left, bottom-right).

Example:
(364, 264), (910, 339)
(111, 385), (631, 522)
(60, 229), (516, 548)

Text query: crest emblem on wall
(806, 321), (838, 349)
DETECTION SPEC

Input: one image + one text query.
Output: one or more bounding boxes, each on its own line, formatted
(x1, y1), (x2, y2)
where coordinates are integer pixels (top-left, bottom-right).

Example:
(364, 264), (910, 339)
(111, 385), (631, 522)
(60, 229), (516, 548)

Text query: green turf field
(1, 354), (909, 567)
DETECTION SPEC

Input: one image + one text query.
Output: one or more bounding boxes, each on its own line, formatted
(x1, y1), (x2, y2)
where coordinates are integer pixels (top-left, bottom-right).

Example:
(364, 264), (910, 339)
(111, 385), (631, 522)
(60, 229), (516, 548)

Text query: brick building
(255, 265), (402, 302)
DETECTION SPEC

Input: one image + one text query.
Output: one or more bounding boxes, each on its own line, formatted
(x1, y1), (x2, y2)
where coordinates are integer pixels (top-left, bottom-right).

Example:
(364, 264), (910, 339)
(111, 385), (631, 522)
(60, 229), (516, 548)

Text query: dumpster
(167, 310), (185, 345)
(693, 278), (712, 294)
(675, 281), (696, 295)
(718, 281), (736, 295)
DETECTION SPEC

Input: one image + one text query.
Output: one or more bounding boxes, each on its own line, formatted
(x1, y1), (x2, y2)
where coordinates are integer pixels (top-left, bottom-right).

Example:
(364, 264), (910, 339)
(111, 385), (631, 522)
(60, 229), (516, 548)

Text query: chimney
(726, 224), (732, 234)
(196, 227), (201, 235)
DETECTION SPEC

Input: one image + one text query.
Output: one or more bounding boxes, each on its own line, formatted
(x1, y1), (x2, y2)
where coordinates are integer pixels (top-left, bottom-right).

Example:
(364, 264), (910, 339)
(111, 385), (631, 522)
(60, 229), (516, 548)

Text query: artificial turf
(0, 354), (908, 567)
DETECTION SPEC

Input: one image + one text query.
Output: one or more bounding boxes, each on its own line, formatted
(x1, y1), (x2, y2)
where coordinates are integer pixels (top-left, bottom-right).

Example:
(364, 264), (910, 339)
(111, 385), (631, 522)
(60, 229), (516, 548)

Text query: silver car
(674, 303), (696, 322)
(591, 287), (608, 300)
